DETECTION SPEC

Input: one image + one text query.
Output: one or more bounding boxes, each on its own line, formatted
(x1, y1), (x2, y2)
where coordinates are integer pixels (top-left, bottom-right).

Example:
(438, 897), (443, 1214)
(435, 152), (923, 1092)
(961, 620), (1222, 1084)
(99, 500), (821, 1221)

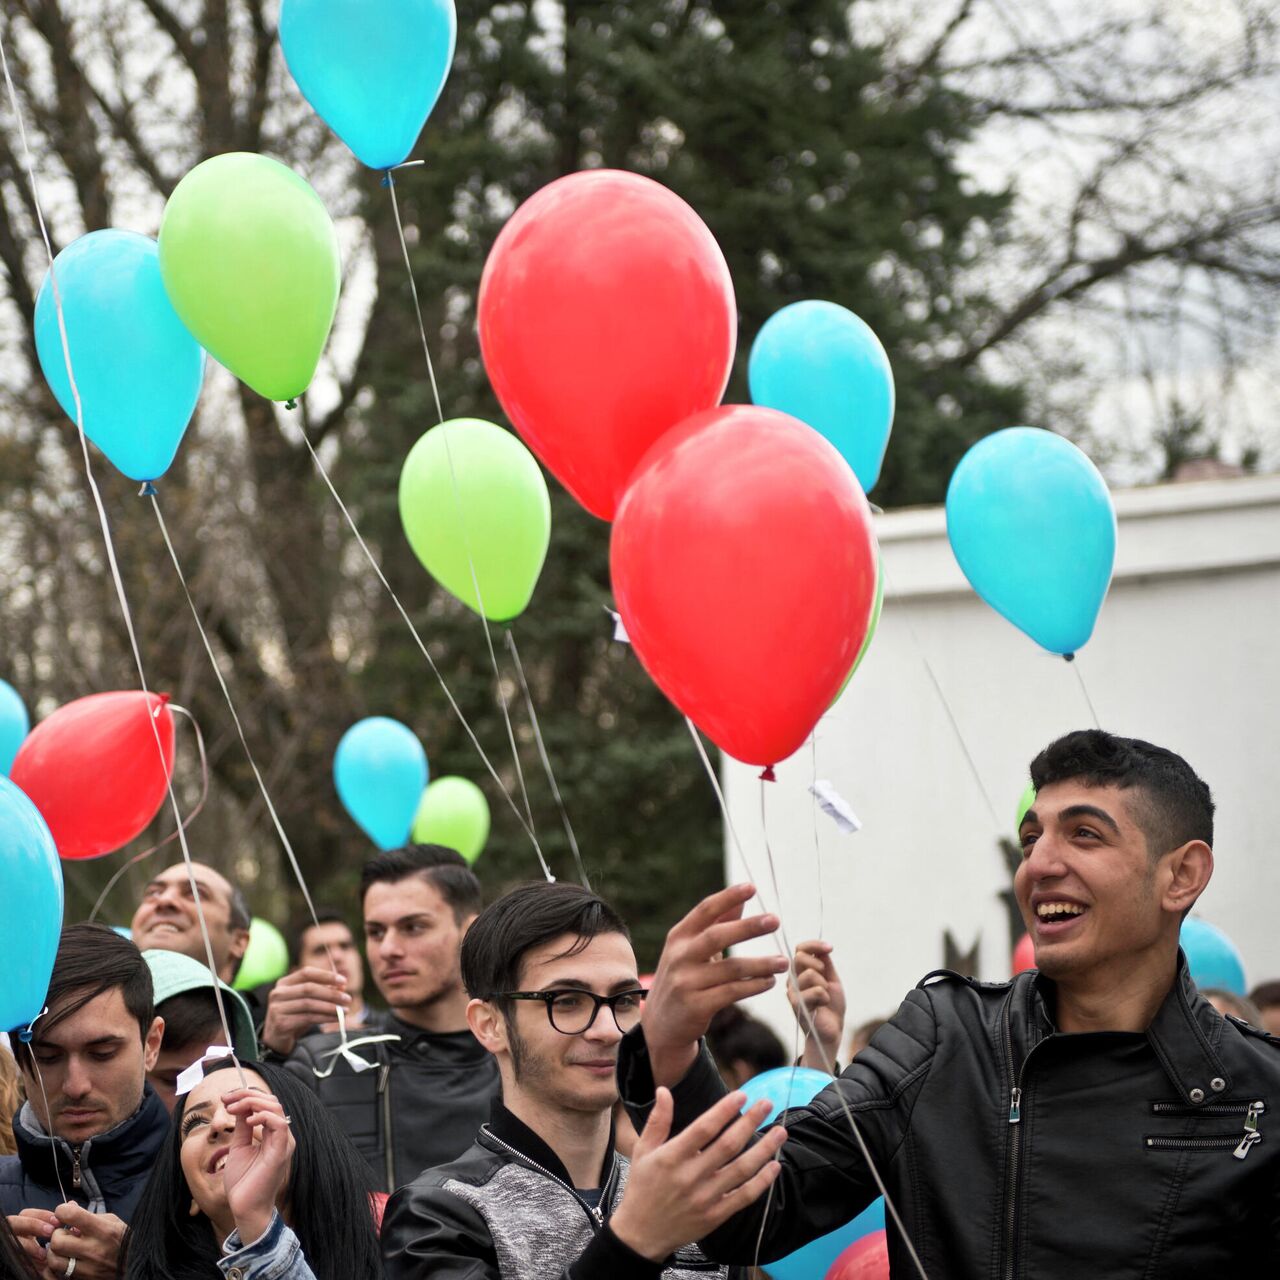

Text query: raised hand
(260, 965), (350, 1056)
(643, 884), (789, 1087)
(788, 941), (846, 1071)
(221, 1087), (296, 1246)
(609, 1088), (787, 1261)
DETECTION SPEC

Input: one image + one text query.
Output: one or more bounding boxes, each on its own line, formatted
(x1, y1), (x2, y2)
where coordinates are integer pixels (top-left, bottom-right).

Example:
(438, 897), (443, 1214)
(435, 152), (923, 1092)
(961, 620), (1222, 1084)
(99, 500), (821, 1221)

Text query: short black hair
(226, 881), (252, 933)
(154, 989), (224, 1054)
(461, 882), (630, 1003)
(360, 844), (482, 923)
(11, 924), (153, 1066)
(1249, 981), (1280, 1011)
(290, 908), (351, 966)
(706, 1006), (786, 1077)
(1029, 729), (1214, 857)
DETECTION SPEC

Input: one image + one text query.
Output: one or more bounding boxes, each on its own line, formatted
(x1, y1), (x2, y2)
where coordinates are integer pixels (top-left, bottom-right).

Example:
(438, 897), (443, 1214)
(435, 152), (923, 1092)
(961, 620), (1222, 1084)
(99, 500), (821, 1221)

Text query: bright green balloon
(1016, 781), (1036, 832)
(233, 917), (290, 990)
(833, 549), (885, 702)
(399, 419), (551, 622)
(411, 777), (491, 864)
(159, 153), (341, 402)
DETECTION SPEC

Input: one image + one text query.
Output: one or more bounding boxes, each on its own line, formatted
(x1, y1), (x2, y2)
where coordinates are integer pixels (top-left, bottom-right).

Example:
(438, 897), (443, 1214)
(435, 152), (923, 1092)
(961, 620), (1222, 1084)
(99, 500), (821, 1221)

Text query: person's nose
(1022, 828), (1069, 884)
(62, 1056), (93, 1101)
(377, 931), (404, 960)
(585, 1008), (624, 1046)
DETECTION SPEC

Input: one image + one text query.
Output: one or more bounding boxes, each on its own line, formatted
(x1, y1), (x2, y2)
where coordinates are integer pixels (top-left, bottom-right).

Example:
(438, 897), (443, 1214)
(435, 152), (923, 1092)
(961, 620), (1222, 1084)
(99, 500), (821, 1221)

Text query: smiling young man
(380, 881), (786, 1280)
(619, 730), (1280, 1278)
(283, 845), (500, 1192)
(2, 925), (170, 1280)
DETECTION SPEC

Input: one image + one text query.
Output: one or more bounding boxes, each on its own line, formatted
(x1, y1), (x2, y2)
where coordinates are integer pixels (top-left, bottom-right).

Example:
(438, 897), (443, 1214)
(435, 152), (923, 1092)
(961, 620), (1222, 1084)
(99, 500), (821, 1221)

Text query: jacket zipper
(483, 1128), (615, 1228)
(379, 1063), (395, 1192)
(71, 1147), (82, 1191)
(1150, 1100), (1261, 1117)
(1146, 1100), (1264, 1160)
(1235, 1101), (1264, 1159)
(1002, 998), (1050, 1280)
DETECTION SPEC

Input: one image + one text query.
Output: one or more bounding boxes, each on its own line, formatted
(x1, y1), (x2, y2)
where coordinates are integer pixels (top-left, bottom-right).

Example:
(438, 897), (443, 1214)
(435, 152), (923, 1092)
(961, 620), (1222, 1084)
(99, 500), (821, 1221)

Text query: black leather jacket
(381, 1100), (726, 1280)
(284, 1014), (500, 1193)
(619, 957), (1280, 1278)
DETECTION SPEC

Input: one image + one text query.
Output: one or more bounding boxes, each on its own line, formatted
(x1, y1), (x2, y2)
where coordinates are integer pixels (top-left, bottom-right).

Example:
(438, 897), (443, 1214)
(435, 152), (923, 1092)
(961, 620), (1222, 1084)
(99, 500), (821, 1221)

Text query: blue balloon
(0, 679), (30, 775)
(35, 230), (205, 484)
(749, 301), (894, 494)
(739, 1068), (884, 1280)
(1181, 918), (1246, 996)
(0, 776), (64, 1033)
(334, 717), (429, 850)
(946, 427), (1116, 656)
(280, 0), (458, 170)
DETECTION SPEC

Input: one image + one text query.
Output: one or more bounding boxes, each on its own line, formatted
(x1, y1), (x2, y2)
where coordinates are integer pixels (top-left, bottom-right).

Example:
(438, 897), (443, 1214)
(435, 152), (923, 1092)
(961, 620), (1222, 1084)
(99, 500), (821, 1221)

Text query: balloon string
(299, 432), (554, 881)
(149, 496), (355, 1055)
(26, 1055), (71, 1206)
(0, 28), (245, 1091)
(87, 704), (210, 925)
(384, 170), (544, 852)
(810, 732), (825, 941)
(504, 629), (591, 889)
(682, 716), (930, 1280)
(1069, 656), (1102, 729)
(881, 564), (1004, 837)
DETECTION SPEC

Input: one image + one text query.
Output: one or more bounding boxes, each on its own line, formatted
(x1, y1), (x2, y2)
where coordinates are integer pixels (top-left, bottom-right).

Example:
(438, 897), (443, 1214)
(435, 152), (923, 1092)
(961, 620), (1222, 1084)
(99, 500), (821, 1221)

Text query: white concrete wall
(723, 473), (1280, 1044)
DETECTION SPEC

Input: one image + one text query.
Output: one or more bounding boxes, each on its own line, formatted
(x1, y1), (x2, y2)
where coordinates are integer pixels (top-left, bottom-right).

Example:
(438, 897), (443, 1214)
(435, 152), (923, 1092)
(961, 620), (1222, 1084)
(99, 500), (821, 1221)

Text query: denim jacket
(218, 1211), (316, 1280)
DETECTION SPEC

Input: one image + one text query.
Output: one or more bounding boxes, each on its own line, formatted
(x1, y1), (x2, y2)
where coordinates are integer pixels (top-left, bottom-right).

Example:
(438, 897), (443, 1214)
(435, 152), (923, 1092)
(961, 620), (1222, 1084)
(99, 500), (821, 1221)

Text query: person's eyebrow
(183, 1100), (212, 1117)
(1019, 808), (1038, 831)
(1058, 803), (1121, 834)
(84, 1035), (127, 1048)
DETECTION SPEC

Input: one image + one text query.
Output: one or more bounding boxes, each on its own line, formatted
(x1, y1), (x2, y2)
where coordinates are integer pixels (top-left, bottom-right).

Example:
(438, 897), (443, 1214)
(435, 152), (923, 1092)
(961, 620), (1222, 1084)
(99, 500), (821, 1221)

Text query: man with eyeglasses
(381, 882), (787, 1280)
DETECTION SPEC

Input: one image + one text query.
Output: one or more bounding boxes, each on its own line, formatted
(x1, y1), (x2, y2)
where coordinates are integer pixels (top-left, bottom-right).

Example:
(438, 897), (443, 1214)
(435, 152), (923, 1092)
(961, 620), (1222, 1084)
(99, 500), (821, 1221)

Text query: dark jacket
(381, 1099), (726, 1280)
(284, 1014), (500, 1193)
(619, 957), (1280, 1278)
(0, 1085), (169, 1220)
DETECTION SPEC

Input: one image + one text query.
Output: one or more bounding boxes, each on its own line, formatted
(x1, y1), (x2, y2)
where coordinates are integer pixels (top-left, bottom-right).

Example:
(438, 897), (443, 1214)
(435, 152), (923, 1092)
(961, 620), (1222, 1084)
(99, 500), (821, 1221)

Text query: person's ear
(1161, 840), (1213, 917)
(144, 1016), (165, 1071)
(467, 997), (507, 1056)
(229, 928), (251, 963)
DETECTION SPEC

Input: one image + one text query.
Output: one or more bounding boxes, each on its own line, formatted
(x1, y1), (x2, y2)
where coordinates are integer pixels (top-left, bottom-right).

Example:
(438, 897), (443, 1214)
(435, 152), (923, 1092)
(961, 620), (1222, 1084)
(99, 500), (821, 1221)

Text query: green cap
(143, 948), (258, 1061)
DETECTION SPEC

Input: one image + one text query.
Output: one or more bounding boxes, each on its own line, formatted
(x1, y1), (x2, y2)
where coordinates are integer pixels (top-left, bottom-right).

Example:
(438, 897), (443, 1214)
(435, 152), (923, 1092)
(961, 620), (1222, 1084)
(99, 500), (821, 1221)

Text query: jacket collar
(383, 1013), (491, 1060)
(1020, 950), (1230, 1105)
(483, 1098), (617, 1191)
(13, 1084), (170, 1191)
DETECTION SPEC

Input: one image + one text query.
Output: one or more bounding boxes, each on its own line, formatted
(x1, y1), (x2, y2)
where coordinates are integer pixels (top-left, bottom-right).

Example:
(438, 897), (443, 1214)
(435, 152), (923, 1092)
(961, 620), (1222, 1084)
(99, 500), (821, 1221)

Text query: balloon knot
(138, 481), (158, 497)
(285, 398), (298, 411)
(17, 1029), (33, 1044)
(760, 766), (777, 783)
(381, 173), (392, 188)
(1062, 652), (1076, 663)
(157, 692), (172, 707)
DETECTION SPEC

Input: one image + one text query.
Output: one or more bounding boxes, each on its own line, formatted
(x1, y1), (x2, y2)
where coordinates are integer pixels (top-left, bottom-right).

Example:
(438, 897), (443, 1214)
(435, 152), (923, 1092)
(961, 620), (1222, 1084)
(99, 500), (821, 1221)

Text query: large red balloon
(478, 170), (736, 521)
(11, 691), (175, 860)
(1012, 932), (1036, 975)
(827, 1231), (889, 1280)
(611, 406), (877, 767)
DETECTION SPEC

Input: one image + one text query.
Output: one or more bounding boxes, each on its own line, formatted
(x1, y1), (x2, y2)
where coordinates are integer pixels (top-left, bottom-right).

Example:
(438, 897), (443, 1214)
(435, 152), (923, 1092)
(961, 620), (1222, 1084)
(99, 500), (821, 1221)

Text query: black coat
(619, 956), (1280, 1278)
(0, 1085), (169, 1220)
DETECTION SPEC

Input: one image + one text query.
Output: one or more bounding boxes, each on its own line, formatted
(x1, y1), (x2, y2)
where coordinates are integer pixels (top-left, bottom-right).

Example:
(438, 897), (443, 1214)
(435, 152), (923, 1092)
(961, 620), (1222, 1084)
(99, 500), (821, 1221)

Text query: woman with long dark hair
(121, 1057), (380, 1280)
(1, 1212), (36, 1280)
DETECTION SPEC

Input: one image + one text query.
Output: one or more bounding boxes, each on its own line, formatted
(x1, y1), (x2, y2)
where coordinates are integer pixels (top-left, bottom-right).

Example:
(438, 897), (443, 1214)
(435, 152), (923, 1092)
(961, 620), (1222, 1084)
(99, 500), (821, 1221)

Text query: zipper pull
(1009, 1087), (1022, 1125)
(71, 1148), (82, 1190)
(591, 1205), (604, 1227)
(1233, 1101), (1264, 1160)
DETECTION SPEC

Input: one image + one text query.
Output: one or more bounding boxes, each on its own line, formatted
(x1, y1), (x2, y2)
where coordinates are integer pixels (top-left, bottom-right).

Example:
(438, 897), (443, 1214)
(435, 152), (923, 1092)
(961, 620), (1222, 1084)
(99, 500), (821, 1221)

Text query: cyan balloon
(34, 230), (205, 483)
(279, 0), (458, 170)
(334, 717), (429, 850)
(0, 776), (64, 1032)
(749, 301), (894, 493)
(946, 427), (1116, 656)
(0, 679), (30, 775)
(1181, 917), (1246, 996)
(739, 1068), (885, 1280)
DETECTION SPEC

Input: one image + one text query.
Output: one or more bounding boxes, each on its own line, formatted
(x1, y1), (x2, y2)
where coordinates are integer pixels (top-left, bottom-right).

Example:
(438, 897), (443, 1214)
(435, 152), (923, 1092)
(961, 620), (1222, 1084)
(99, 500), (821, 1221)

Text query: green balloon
(159, 153), (341, 402)
(233, 917), (289, 991)
(399, 419), (551, 622)
(834, 549), (885, 702)
(1016, 781), (1036, 832)
(411, 777), (491, 864)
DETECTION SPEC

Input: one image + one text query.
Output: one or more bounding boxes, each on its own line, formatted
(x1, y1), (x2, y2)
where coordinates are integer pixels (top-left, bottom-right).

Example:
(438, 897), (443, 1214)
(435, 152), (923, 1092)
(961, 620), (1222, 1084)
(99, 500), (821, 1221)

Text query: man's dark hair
(360, 844), (482, 923)
(10, 924), (153, 1067)
(290, 907), (351, 966)
(706, 1006), (786, 1077)
(461, 882), (630, 1005)
(1249, 981), (1280, 1011)
(226, 881), (252, 933)
(154, 989), (223, 1053)
(1029, 729), (1215, 857)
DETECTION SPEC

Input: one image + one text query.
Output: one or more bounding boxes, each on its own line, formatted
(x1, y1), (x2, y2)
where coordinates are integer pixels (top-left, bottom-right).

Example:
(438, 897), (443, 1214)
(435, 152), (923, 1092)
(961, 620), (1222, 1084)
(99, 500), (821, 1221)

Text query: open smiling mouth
(1035, 902), (1089, 929)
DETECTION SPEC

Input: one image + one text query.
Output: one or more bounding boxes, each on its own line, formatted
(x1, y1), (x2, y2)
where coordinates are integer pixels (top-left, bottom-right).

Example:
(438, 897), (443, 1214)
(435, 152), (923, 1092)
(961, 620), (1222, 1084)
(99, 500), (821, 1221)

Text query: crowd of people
(1, 728), (1278, 1277)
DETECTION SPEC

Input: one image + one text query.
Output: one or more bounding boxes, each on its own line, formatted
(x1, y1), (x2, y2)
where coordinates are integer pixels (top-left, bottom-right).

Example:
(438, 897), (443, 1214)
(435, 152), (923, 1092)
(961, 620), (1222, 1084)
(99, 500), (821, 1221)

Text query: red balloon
(478, 170), (736, 521)
(611, 406), (877, 767)
(827, 1231), (889, 1280)
(11, 691), (175, 860)
(1012, 932), (1037, 975)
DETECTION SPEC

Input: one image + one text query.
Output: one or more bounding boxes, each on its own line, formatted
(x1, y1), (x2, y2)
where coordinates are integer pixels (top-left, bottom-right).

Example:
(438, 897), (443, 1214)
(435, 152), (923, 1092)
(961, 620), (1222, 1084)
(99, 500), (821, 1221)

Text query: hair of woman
(120, 1058), (380, 1280)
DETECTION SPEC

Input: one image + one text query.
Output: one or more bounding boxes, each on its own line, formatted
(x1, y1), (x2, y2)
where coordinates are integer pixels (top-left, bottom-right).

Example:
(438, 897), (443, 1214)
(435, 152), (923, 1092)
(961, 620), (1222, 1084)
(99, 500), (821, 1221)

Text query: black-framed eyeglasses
(490, 988), (648, 1035)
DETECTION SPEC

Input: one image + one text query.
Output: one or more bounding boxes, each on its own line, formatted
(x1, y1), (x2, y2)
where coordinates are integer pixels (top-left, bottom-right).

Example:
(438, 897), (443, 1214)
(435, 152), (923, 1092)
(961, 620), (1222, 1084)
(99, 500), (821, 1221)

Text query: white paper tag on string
(176, 1044), (234, 1097)
(605, 607), (630, 644)
(809, 780), (861, 835)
